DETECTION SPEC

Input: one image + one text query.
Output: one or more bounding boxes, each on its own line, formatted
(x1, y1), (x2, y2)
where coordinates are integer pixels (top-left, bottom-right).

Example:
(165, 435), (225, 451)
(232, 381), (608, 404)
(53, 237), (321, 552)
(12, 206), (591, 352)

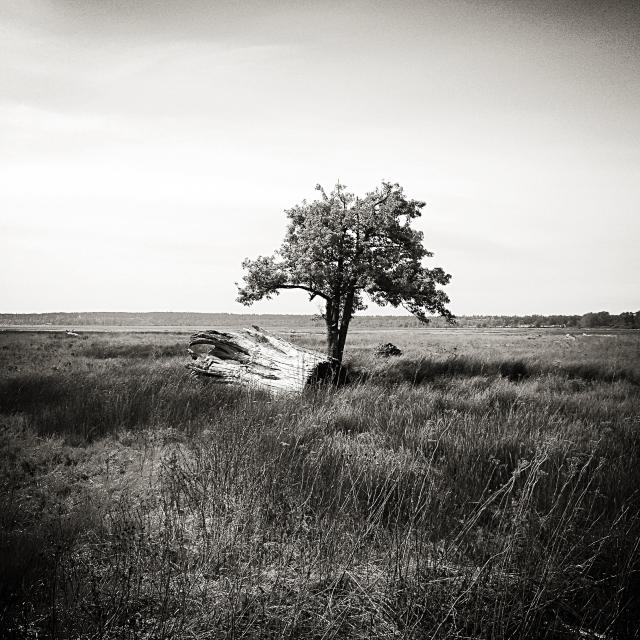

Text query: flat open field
(1, 327), (639, 639)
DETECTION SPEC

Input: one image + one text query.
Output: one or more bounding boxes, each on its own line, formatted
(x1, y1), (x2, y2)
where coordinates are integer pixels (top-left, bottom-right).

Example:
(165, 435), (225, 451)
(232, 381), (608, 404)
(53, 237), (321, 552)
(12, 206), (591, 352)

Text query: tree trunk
(325, 299), (341, 362)
(327, 328), (341, 361)
(188, 326), (331, 394)
(336, 288), (355, 362)
(327, 317), (342, 361)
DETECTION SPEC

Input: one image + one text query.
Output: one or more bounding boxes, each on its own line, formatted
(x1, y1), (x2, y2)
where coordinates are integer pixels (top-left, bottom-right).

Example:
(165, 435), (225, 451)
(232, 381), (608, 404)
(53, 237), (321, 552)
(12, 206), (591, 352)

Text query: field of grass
(1, 327), (639, 639)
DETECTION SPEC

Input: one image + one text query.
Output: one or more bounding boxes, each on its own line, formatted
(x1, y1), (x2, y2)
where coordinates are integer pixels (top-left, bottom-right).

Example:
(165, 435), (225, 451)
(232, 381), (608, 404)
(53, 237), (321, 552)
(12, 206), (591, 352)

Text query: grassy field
(1, 327), (639, 639)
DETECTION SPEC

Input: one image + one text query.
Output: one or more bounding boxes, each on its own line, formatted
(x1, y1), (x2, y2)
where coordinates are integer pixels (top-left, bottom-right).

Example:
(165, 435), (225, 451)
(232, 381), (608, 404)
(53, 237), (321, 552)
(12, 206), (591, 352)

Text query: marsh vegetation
(1, 328), (639, 638)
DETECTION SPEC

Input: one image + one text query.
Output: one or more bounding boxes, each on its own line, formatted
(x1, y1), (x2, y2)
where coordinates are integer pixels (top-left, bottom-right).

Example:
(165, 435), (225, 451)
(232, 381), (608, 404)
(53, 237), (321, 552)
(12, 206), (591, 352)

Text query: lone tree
(237, 181), (453, 364)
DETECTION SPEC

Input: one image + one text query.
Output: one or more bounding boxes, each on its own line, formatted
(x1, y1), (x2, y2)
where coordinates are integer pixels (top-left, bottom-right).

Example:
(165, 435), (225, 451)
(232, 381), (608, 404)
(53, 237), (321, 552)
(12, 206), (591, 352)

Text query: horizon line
(1, 310), (637, 318)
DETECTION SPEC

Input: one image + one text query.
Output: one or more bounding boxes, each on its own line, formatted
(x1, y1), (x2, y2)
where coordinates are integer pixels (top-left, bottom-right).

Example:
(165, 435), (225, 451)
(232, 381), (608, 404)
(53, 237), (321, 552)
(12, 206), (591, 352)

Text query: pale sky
(1, 0), (639, 315)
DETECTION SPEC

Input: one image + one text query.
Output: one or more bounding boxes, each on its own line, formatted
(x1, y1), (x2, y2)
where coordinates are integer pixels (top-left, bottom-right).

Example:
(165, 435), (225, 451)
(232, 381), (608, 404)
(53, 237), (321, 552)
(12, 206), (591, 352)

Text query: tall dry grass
(0, 329), (639, 638)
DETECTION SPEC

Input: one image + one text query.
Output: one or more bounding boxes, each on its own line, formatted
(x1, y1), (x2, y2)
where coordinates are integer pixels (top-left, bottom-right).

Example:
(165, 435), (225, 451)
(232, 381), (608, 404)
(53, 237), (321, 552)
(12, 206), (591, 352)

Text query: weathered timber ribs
(187, 326), (333, 394)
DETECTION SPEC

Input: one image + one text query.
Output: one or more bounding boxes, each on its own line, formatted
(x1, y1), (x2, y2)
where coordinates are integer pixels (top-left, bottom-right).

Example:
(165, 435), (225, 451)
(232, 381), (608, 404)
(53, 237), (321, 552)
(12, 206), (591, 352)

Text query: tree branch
(277, 284), (330, 300)
(372, 184), (393, 209)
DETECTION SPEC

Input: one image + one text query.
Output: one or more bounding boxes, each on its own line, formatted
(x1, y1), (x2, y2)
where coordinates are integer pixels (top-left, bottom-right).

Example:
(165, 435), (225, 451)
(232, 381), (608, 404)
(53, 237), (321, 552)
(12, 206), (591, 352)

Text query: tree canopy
(237, 181), (453, 362)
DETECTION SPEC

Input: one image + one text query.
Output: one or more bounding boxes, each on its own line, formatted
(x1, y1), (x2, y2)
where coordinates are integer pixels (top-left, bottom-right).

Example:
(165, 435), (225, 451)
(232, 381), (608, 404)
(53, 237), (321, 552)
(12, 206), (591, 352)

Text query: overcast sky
(1, 0), (638, 315)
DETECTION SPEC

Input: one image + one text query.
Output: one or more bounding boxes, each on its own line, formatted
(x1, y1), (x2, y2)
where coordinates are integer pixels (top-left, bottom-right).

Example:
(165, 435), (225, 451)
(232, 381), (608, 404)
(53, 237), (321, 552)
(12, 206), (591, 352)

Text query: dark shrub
(499, 360), (529, 382)
(374, 343), (403, 357)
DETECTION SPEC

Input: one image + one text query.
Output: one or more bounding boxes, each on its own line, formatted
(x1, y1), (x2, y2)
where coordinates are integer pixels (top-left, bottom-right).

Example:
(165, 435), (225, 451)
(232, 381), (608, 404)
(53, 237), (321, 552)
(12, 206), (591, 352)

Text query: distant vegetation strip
(1, 310), (639, 328)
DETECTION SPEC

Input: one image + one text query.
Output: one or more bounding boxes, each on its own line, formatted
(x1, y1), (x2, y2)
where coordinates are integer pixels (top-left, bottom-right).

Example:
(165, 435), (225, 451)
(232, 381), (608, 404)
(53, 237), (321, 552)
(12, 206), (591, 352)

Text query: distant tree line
(353, 311), (640, 329)
(443, 311), (640, 329)
(410, 311), (639, 329)
(1, 310), (638, 329)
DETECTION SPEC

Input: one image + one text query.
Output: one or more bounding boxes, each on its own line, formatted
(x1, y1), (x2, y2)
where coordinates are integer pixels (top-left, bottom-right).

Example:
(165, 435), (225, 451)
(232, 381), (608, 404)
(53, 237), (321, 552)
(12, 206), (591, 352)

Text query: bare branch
(277, 284), (330, 300)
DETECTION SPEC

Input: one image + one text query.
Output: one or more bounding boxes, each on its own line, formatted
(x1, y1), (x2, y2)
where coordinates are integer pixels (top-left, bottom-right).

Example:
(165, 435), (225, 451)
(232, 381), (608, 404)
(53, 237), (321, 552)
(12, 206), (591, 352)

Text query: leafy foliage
(237, 182), (453, 360)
